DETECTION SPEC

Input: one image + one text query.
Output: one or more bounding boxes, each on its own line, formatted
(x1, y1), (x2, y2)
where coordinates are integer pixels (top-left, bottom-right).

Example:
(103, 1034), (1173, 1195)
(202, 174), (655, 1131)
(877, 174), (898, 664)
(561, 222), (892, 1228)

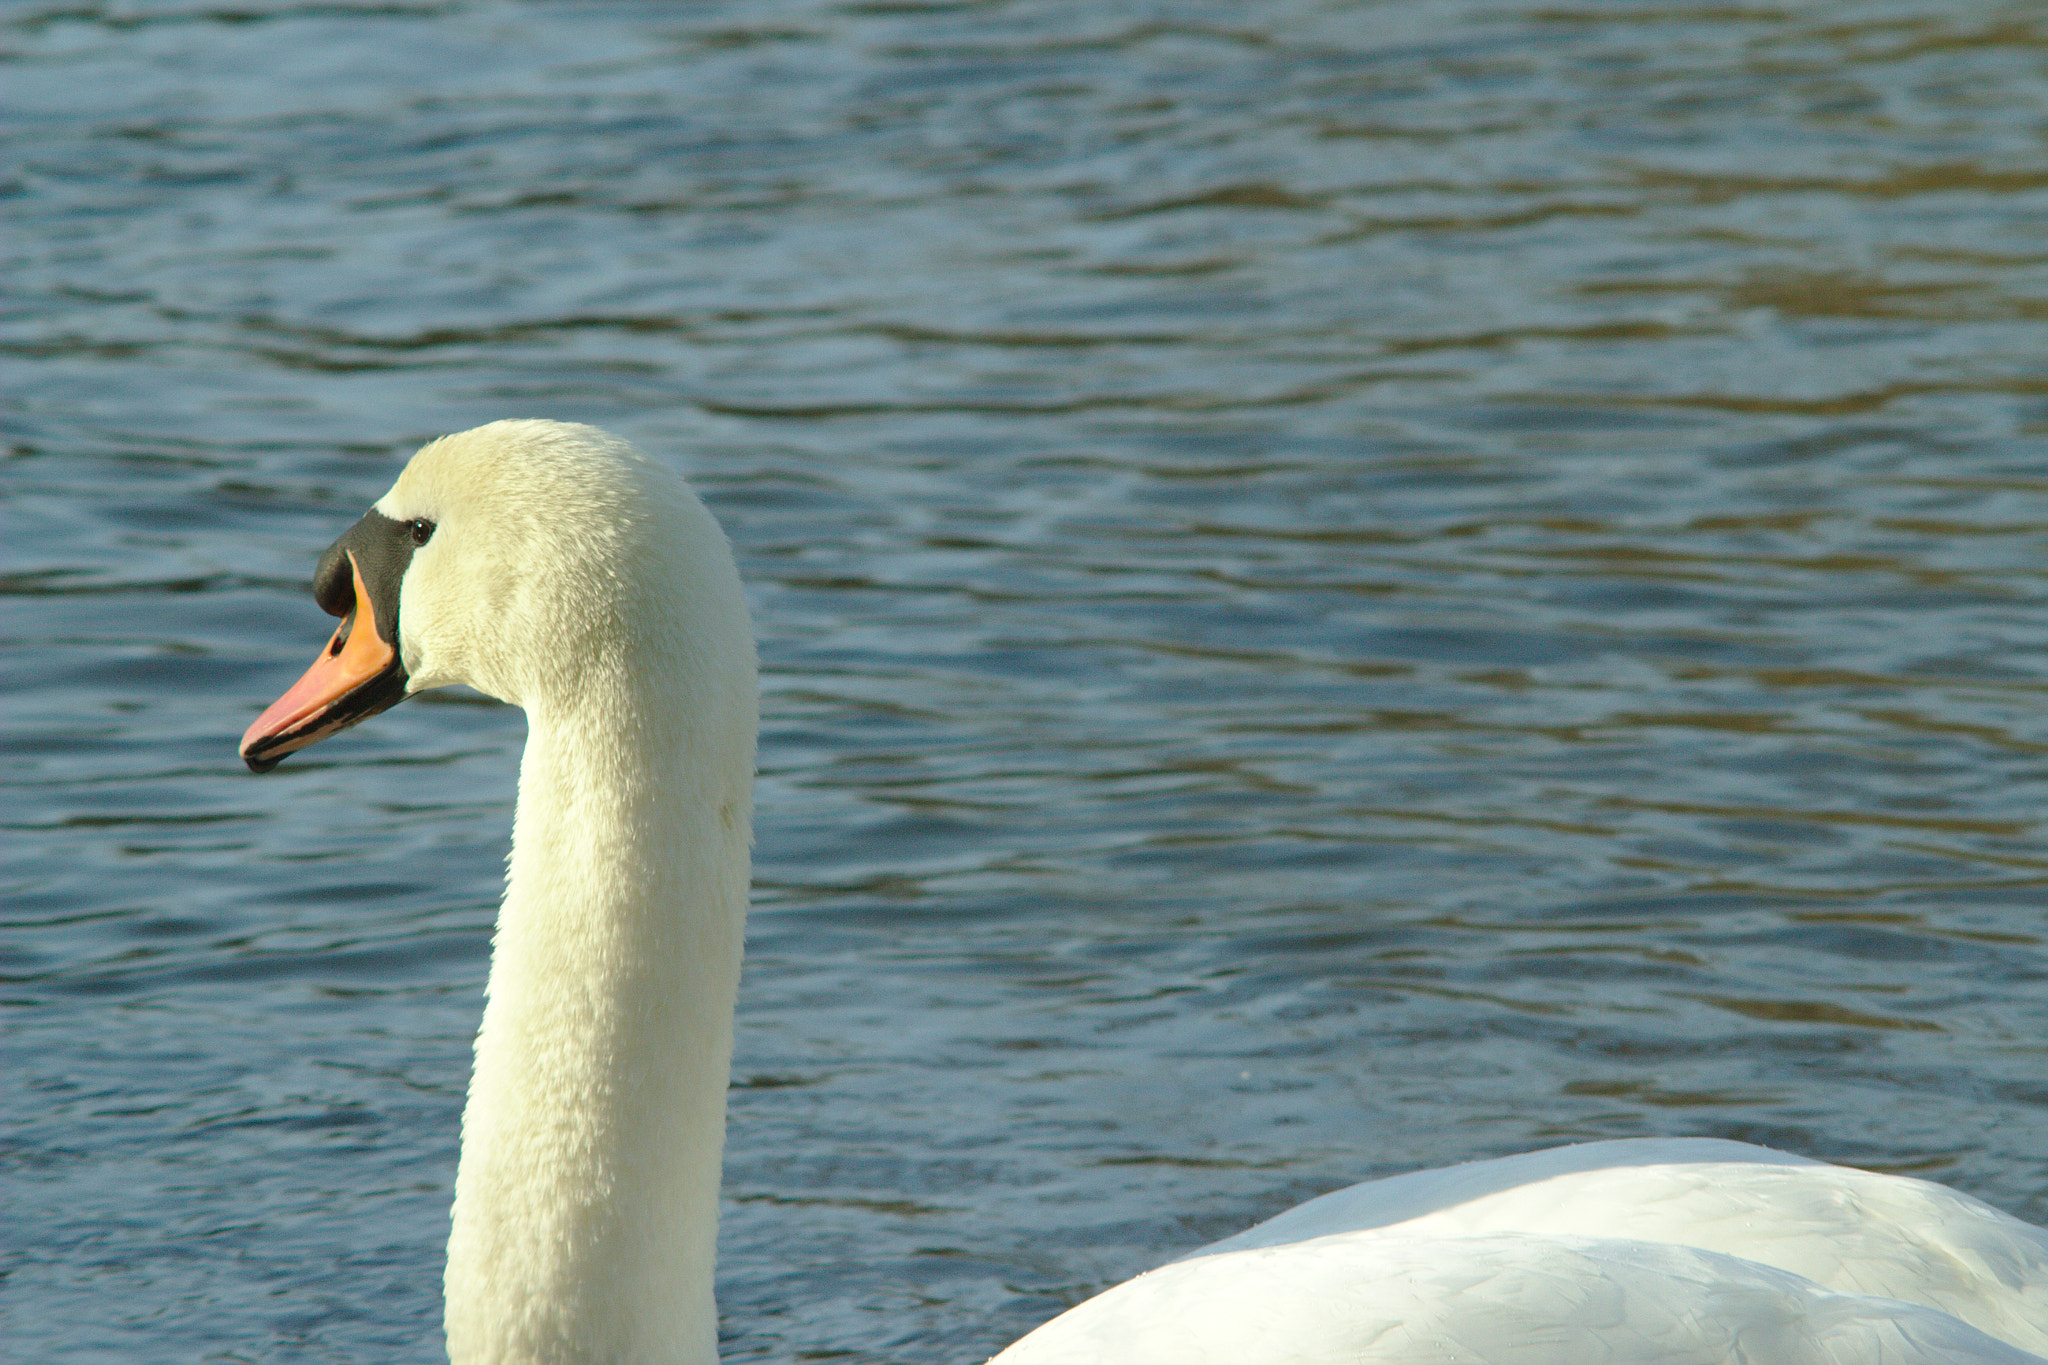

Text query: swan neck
(445, 667), (753, 1365)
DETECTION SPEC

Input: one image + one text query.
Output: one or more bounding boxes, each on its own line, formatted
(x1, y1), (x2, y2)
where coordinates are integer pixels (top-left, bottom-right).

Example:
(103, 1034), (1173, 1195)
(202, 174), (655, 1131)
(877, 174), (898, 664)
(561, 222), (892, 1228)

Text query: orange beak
(240, 553), (407, 772)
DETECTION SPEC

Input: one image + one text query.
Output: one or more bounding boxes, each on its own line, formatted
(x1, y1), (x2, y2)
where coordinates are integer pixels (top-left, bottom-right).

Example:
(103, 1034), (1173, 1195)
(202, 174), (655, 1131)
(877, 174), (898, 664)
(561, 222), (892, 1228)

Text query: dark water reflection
(7, 1), (2048, 1360)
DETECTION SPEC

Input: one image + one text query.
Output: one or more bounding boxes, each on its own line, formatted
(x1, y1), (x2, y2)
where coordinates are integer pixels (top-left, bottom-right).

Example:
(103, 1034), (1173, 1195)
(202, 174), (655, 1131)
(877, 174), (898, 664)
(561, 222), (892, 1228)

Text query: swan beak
(240, 553), (409, 773)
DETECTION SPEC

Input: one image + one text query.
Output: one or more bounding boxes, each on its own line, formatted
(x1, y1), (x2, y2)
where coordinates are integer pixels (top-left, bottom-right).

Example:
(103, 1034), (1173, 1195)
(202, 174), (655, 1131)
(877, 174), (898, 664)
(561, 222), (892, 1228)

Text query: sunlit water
(6, 1), (2048, 1360)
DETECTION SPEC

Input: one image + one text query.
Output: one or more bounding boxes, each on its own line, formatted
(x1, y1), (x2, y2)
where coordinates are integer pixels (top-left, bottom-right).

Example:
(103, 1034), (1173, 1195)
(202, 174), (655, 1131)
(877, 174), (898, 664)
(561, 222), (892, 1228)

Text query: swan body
(240, 420), (2048, 1365)
(993, 1139), (2048, 1363)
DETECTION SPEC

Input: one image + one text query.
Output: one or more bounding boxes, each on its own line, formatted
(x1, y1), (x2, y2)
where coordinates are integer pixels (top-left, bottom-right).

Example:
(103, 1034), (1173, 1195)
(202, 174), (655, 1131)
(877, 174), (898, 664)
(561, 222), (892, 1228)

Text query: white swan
(240, 420), (2048, 1365)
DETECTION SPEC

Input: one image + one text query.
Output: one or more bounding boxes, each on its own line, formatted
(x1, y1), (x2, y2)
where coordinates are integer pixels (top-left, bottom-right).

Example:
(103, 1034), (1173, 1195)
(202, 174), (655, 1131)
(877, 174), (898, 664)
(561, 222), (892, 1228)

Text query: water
(6, 0), (2048, 1359)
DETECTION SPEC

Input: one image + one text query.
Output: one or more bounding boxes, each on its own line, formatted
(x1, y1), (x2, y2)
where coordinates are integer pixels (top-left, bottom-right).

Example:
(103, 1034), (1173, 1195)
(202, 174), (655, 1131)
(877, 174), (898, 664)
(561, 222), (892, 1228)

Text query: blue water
(7, 2), (2048, 1360)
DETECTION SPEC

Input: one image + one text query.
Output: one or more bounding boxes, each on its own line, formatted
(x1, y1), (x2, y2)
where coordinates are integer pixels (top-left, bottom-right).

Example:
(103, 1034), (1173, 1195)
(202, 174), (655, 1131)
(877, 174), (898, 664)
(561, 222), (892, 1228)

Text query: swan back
(995, 1140), (2048, 1364)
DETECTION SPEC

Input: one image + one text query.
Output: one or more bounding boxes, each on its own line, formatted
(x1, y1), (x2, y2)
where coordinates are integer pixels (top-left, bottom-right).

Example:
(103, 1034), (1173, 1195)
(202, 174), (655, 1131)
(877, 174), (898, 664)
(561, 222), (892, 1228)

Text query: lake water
(7, 1), (2048, 1360)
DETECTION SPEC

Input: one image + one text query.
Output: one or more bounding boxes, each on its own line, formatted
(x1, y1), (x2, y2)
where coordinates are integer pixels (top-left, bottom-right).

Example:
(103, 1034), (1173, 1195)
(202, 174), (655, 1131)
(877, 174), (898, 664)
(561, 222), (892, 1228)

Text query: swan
(239, 419), (2048, 1365)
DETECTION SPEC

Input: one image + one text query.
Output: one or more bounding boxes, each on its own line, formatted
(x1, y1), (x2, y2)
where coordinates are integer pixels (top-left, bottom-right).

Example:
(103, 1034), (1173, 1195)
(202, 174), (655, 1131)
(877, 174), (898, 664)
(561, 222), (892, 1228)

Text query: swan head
(240, 418), (749, 772)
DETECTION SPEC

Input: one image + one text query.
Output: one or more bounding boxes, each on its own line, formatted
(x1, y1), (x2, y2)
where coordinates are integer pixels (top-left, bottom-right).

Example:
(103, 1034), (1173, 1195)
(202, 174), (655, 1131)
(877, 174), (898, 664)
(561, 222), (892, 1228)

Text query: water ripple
(6, 1), (2048, 1362)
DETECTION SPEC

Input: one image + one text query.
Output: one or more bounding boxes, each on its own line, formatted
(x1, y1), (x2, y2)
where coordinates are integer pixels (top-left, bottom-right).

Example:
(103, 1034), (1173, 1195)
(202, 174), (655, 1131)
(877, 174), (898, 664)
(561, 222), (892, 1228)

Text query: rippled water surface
(8, 1), (2048, 1360)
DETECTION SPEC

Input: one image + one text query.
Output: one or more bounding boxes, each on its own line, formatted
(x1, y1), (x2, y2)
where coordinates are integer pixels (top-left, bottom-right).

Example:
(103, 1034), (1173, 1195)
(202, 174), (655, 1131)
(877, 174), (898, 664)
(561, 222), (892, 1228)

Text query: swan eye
(407, 518), (436, 547)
